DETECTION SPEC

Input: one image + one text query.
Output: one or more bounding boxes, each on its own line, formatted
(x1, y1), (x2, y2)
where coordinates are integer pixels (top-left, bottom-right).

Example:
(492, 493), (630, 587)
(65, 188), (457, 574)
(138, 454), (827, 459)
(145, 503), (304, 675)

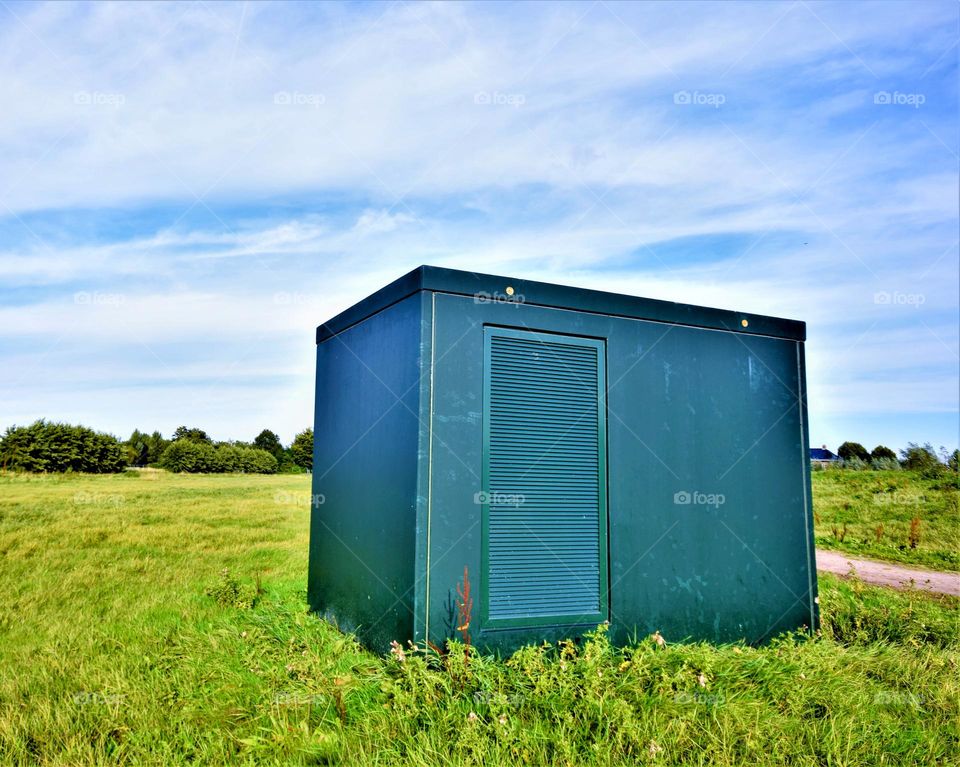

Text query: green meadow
(0, 471), (956, 765)
(812, 469), (959, 571)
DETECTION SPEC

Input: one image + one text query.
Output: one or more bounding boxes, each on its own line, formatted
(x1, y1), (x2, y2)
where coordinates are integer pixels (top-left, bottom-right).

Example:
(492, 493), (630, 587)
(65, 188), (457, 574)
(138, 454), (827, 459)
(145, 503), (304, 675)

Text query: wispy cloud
(0, 0), (956, 447)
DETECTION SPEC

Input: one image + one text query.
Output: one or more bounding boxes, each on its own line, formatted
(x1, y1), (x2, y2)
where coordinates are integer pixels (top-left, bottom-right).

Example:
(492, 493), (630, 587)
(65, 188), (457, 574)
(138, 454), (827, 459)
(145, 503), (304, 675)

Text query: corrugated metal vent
(483, 327), (607, 624)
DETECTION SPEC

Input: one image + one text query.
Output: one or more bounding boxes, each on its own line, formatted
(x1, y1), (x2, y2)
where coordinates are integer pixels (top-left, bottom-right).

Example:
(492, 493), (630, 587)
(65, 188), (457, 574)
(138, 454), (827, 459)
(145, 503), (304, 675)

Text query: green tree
(870, 445), (896, 461)
(900, 443), (944, 477)
(0, 420), (126, 473)
(253, 429), (284, 459)
(253, 429), (297, 472)
(125, 429), (169, 466)
(277, 448), (300, 473)
(146, 431), (169, 464)
(291, 428), (313, 472)
(159, 440), (210, 472)
(948, 449), (960, 472)
(126, 429), (150, 466)
(173, 426), (211, 444)
(159, 441), (277, 474)
(838, 441), (870, 462)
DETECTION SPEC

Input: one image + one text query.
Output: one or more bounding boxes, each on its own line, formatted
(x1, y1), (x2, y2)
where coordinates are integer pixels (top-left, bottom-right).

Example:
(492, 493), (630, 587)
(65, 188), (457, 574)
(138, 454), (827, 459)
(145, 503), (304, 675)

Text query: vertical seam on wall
(797, 341), (816, 630)
(424, 292), (436, 645)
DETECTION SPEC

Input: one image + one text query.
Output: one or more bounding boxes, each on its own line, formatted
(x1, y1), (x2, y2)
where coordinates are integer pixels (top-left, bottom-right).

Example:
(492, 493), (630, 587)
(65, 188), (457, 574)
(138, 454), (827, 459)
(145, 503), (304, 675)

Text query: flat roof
(316, 265), (806, 343)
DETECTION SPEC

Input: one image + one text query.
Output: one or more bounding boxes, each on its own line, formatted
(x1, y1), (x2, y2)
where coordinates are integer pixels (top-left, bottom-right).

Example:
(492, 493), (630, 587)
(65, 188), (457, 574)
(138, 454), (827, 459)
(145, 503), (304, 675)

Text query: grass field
(812, 469), (960, 571)
(1, 471), (957, 766)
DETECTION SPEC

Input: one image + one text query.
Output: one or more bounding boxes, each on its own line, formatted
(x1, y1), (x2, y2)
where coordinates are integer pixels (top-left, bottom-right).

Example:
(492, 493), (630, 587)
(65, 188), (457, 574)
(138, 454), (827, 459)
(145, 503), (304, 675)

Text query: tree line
(2, 419), (956, 477)
(0, 420), (313, 474)
(831, 441), (959, 477)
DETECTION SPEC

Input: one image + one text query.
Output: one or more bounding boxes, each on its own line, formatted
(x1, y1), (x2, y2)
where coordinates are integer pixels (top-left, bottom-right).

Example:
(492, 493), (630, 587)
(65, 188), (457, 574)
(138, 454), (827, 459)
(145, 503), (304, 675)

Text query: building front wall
(423, 292), (817, 653)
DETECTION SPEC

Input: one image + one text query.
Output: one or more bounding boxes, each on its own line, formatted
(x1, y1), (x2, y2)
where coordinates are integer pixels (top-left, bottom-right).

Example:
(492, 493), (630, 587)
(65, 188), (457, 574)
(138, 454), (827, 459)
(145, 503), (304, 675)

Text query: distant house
(810, 446), (839, 467)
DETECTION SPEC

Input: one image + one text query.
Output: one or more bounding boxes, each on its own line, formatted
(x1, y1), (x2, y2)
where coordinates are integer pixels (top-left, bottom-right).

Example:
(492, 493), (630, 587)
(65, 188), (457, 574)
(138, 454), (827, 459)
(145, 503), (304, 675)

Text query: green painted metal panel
(317, 266), (805, 343)
(481, 327), (608, 628)
(307, 293), (424, 652)
(423, 293), (815, 652)
(602, 324), (815, 644)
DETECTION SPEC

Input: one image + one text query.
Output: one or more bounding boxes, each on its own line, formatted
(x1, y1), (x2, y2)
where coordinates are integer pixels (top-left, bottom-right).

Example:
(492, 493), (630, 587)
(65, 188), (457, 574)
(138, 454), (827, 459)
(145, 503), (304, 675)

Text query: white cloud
(0, 1), (956, 446)
(0, 1), (951, 212)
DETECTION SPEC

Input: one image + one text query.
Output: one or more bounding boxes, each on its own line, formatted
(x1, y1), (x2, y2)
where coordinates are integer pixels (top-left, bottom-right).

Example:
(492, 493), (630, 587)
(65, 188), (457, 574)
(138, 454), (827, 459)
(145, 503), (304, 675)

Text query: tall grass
(0, 472), (956, 765)
(812, 469), (959, 570)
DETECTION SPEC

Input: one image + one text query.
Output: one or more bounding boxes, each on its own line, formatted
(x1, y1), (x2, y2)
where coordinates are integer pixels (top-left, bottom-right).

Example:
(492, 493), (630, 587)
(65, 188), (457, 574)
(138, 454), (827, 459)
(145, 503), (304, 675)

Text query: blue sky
(1, 0), (957, 452)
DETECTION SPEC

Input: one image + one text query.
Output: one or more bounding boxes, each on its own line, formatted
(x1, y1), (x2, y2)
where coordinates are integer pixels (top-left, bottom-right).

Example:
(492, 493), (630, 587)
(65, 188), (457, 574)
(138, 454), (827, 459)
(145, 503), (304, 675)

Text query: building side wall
(308, 293), (424, 652)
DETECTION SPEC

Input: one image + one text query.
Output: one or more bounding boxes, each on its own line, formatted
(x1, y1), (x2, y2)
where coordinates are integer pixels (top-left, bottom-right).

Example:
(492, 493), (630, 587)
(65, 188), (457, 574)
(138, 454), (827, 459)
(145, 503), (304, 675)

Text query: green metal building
(308, 266), (818, 654)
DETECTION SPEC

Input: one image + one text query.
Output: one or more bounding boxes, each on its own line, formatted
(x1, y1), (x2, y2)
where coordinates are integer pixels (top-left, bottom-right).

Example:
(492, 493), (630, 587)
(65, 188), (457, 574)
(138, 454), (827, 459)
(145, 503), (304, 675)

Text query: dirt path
(816, 549), (960, 596)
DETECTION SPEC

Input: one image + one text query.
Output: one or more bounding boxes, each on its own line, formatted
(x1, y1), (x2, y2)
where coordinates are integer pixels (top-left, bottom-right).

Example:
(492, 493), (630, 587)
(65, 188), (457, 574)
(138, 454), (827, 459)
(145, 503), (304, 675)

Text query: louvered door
(482, 327), (608, 626)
